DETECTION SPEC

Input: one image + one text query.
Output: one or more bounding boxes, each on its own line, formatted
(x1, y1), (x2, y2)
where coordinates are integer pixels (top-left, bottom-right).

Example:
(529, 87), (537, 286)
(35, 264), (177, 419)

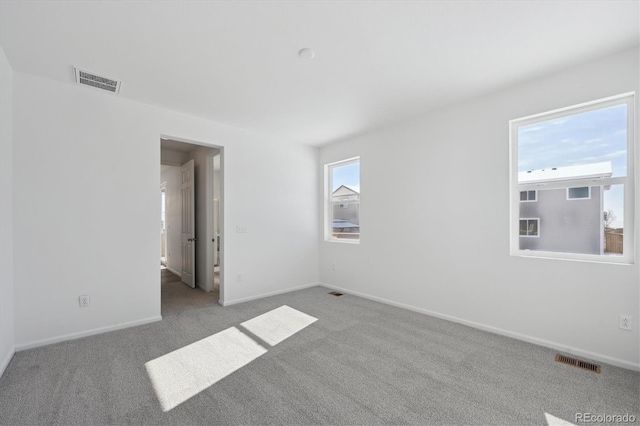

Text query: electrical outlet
(619, 315), (632, 331)
(237, 273), (243, 282)
(331, 262), (336, 271)
(79, 295), (90, 308)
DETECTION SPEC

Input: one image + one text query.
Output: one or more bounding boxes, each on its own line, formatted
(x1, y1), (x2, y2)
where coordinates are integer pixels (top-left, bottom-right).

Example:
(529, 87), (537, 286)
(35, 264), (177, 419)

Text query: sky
(517, 103), (627, 228)
(332, 161), (360, 191)
(329, 104), (627, 227)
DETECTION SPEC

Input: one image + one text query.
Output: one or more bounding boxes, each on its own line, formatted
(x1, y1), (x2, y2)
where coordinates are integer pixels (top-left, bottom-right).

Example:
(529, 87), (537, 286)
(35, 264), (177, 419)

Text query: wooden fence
(604, 231), (623, 254)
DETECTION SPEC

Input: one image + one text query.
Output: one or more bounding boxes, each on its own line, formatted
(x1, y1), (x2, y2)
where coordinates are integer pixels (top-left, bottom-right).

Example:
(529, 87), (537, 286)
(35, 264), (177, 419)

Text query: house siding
(332, 203), (359, 226)
(519, 186), (602, 254)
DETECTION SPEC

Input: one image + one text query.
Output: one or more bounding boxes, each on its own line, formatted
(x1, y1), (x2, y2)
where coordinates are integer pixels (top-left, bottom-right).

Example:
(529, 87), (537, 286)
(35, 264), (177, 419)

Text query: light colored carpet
(241, 305), (317, 346)
(146, 304), (317, 412)
(146, 326), (268, 412)
(0, 284), (638, 425)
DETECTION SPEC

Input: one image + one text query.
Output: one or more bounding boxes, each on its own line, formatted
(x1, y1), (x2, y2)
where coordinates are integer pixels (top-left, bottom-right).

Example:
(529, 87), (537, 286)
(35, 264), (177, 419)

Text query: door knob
(188, 237), (197, 242)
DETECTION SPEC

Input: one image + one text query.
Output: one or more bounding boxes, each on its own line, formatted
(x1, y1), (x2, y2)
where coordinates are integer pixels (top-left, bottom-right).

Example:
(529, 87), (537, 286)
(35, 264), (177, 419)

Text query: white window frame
(566, 186), (591, 200)
(509, 92), (635, 264)
(520, 190), (537, 202)
(325, 157), (360, 244)
(519, 218), (540, 238)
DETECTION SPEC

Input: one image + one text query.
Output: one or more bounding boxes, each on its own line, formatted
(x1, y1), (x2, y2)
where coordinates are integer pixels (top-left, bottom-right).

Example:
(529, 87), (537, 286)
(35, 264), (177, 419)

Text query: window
(510, 93), (635, 263)
(567, 187), (590, 200)
(520, 190), (537, 202)
(326, 157), (360, 242)
(519, 219), (539, 237)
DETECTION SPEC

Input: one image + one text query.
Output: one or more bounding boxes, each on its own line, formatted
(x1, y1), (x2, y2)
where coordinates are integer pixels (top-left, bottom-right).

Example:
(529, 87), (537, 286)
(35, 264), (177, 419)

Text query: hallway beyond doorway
(161, 266), (219, 316)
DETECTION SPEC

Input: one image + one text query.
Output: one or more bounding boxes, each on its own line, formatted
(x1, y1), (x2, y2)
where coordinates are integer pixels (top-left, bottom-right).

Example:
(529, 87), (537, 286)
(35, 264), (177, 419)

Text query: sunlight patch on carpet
(545, 412), (576, 426)
(145, 327), (267, 411)
(145, 305), (317, 411)
(240, 305), (317, 346)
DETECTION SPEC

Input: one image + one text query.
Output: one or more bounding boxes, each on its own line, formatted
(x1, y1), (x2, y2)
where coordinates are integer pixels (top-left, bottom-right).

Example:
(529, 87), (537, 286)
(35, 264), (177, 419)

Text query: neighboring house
(518, 162), (612, 255)
(332, 184), (360, 236)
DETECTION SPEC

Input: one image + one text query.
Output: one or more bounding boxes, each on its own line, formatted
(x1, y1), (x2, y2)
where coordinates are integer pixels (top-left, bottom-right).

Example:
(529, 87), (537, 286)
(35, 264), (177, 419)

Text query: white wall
(0, 45), (15, 375)
(160, 165), (182, 275)
(12, 72), (319, 349)
(319, 48), (640, 370)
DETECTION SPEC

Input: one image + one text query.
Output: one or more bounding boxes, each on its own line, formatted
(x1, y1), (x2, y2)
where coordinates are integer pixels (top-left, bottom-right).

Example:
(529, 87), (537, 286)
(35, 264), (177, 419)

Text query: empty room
(0, 1), (638, 425)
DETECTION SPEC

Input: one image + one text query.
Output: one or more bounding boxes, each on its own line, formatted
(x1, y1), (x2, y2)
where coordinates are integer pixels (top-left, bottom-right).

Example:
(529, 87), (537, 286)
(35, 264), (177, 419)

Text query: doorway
(159, 137), (224, 306)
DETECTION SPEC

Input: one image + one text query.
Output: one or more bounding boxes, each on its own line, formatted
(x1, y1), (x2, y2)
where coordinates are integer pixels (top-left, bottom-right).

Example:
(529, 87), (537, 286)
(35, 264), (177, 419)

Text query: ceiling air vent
(74, 67), (121, 94)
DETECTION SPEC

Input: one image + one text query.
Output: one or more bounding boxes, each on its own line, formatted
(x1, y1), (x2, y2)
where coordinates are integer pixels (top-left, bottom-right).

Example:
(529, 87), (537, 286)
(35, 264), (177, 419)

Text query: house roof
(333, 185), (360, 196)
(518, 162), (613, 184)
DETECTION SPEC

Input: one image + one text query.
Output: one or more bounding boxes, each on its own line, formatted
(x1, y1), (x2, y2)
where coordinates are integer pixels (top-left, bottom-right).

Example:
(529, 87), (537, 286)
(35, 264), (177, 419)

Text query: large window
(510, 93), (635, 263)
(326, 157), (360, 242)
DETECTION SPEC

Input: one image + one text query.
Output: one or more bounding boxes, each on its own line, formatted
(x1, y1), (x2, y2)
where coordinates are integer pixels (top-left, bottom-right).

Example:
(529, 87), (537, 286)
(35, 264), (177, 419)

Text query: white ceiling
(1, 1), (638, 146)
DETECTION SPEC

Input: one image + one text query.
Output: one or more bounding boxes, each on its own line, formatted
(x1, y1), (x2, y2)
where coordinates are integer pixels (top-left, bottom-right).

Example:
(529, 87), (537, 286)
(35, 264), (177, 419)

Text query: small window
(519, 219), (539, 237)
(326, 158), (360, 242)
(520, 190), (537, 202)
(567, 187), (590, 200)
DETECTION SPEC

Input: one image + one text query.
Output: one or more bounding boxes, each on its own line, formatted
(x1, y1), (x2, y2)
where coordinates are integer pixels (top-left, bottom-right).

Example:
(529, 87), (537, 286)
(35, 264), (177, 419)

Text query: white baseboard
(0, 346), (15, 378)
(221, 282), (319, 306)
(166, 266), (180, 276)
(15, 316), (163, 352)
(319, 283), (640, 372)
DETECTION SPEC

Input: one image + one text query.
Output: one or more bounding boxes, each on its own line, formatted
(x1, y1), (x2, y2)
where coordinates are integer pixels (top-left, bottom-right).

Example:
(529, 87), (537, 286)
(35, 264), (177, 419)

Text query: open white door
(181, 159), (196, 288)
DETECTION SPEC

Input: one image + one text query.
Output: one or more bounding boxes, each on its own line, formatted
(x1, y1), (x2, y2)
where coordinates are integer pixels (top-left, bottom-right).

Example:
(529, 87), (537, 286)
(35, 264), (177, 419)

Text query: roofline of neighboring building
(518, 161), (613, 184)
(332, 184), (360, 195)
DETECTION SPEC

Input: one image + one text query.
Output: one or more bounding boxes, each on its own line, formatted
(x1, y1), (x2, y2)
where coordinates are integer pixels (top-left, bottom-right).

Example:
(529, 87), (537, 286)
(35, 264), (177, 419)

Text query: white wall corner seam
(0, 347), (15, 378)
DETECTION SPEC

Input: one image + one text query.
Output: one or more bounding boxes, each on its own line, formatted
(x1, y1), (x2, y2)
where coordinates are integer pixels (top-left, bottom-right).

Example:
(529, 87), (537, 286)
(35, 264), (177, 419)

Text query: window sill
(511, 250), (633, 265)
(326, 238), (360, 245)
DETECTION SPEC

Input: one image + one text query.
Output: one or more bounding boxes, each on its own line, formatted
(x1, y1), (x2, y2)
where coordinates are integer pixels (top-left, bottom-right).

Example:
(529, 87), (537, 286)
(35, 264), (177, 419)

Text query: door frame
(160, 135), (225, 304)
(206, 151), (223, 300)
(180, 159), (196, 288)
(160, 181), (168, 266)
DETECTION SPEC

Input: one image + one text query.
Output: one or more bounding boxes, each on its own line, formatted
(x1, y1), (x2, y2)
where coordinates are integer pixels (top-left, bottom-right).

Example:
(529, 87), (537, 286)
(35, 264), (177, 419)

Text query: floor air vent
(74, 67), (121, 94)
(555, 354), (601, 373)
(328, 292), (343, 296)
